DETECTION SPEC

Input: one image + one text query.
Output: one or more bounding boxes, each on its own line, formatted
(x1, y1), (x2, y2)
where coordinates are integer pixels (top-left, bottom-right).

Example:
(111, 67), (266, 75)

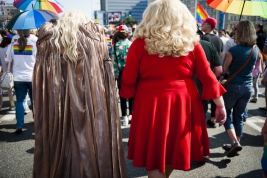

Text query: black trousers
(120, 97), (134, 116)
(117, 79), (134, 117)
(202, 100), (216, 118)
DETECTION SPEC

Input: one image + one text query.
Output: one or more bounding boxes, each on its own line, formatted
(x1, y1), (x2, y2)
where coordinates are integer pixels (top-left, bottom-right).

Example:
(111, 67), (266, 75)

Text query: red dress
(120, 39), (226, 172)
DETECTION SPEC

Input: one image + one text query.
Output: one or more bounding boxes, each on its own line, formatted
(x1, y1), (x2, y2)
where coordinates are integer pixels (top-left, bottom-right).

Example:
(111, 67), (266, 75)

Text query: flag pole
(194, 0), (198, 18)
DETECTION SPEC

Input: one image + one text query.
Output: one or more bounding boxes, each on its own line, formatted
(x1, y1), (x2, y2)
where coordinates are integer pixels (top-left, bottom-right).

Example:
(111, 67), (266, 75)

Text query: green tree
(119, 16), (137, 27)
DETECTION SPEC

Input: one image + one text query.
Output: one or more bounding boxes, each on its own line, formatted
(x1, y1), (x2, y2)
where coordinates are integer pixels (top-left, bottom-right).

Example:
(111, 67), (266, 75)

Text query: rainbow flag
(196, 3), (209, 24)
(14, 45), (33, 55)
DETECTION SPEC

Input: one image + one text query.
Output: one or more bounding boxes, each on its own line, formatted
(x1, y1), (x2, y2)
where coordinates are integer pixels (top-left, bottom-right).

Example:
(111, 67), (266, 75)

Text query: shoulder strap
(223, 45), (255, 86)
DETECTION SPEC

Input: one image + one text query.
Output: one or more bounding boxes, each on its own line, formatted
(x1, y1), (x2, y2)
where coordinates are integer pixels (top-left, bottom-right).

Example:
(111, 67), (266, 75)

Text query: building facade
(100, 0), (148, 24)
(0, 6), (20, 29)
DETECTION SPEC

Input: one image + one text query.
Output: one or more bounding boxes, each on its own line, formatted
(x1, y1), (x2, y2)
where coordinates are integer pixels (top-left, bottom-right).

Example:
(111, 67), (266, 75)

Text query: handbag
(222, 45), (256, 87)
(0, 62), (14, 90)
(0, 46), (14, 90)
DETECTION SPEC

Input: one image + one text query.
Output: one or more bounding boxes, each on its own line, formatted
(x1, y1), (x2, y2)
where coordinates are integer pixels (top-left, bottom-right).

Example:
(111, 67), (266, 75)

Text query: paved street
(0, 84), (267, 178)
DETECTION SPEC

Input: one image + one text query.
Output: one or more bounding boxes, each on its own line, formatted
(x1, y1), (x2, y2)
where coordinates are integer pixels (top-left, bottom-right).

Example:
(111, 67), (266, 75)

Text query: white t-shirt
(5, 34), (38, 62)
(225, 38), (236, 53)
(0, 46), (8, 72)
(5, 37), (37, 82)
(220, 36), (229, 61)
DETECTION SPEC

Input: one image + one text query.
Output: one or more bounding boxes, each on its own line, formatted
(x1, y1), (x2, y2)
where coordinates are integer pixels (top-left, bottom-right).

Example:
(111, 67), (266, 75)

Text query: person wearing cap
(201, 17), (224, 128)
(111, 24), (133, 126)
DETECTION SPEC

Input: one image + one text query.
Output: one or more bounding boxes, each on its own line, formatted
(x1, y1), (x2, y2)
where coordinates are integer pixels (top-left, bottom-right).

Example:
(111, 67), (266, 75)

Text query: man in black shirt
(201, 17), (224, 128)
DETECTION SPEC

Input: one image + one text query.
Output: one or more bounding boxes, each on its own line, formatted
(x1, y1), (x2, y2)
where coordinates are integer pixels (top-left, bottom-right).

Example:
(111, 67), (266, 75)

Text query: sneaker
(227, 142), (242, 157)
(207, 119), (216, 128)
(9, 106), (15, 111)
(259, 107), (267, 112)
(122, 116), (128, 126)
(128, 115), (132, 124)
(14, 128), (22, 134)
(249, 98), (258, 103)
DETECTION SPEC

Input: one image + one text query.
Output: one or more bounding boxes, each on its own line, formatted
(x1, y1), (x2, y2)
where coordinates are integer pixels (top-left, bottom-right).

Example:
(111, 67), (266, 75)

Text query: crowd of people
(1, 0), (267, 177)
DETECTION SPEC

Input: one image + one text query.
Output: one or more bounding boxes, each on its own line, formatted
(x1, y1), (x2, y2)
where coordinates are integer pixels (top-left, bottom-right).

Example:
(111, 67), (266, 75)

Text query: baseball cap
(203, 17), (217, 28)
(118, 24), (129, 33)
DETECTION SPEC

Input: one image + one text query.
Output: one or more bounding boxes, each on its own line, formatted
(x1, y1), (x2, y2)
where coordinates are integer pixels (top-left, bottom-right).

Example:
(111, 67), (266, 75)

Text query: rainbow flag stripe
(196, 3), (209, 24)
(14, 45), (33, 55)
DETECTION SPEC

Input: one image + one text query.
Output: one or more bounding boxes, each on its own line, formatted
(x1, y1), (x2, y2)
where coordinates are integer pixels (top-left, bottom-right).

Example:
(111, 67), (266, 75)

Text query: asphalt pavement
(0, 84), (267, 178)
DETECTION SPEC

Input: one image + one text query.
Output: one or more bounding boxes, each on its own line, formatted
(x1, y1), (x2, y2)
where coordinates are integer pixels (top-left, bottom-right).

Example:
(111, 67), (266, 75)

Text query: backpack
(257, 32), (267, 51)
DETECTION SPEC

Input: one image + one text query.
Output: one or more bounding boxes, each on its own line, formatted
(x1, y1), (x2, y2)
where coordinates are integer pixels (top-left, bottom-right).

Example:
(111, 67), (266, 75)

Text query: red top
(120, 38), (226, 172)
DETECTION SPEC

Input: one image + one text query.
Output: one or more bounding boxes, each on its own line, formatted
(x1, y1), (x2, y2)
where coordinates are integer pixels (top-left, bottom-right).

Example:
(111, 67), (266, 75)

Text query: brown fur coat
(32, 21), (127, 178)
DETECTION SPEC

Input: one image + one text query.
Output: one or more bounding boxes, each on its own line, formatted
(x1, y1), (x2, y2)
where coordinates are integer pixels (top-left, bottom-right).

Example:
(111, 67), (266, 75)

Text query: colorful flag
(196, 3), (209, 24)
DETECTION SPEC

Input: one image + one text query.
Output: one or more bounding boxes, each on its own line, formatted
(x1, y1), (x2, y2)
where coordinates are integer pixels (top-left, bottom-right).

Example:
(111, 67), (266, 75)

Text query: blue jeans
(223, 83), (252, 137)
(14, 81), (33, 129)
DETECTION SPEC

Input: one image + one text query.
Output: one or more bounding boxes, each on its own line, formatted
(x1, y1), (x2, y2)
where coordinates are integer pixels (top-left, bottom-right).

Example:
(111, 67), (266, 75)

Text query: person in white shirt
(5, 32), (37, 112)
(5, 29), (37, 134)
(219, 30), (230, 61)
(0, 30), (15, 111)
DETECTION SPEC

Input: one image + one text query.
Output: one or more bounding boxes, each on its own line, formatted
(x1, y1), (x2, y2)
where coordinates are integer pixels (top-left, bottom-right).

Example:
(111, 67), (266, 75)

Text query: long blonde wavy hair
(134, 0), (199, 58)
(51, 9), (90, 62)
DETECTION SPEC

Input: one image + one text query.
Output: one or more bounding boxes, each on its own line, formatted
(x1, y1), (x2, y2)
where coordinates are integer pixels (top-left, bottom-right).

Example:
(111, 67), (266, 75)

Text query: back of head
(1, 30), (7, 38)
(51, 9), (90, 62)
(219, 29), (226, 36)
(0, 30), (11, 48)
(235, 20), (256, 46)
(257, 24), (263, 32)
(17, 29), (30, 52)
(115, 24), (130, 42)
(134, 0), (199, 58)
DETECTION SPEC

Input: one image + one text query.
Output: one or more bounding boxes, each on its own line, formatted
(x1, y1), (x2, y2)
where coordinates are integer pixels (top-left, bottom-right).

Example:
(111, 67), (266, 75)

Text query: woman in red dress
(120, 0), (227, 177)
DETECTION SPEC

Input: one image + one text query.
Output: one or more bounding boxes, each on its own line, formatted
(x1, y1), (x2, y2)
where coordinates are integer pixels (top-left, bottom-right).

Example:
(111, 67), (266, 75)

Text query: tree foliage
(119, 16), (137, 27)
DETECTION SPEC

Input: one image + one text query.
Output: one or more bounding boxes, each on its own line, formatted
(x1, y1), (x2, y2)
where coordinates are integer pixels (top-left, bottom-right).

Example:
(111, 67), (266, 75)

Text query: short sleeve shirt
(228, 45), (258, 84)
(112, 39), (132, 77)
(203, 34), (224, 55)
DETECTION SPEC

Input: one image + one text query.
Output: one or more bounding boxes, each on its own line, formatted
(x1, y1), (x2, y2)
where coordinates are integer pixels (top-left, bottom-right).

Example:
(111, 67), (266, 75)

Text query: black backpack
(257, 32), (267, 51)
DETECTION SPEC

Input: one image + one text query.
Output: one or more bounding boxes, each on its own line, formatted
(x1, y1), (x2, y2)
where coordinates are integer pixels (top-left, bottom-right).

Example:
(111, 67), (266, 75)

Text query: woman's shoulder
(129, 38), (145, 48)
(133, 38), (145, 43)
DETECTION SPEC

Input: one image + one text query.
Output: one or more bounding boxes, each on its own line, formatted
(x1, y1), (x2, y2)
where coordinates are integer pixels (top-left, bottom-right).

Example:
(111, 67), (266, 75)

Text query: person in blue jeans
(221, 20), (258, 157)
(5, 29), (37, 134)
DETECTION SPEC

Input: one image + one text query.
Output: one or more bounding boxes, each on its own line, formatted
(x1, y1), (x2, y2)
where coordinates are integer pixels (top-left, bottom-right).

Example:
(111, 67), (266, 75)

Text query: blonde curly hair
(51, 9), (90, 62)
(134, 0), (199, 58)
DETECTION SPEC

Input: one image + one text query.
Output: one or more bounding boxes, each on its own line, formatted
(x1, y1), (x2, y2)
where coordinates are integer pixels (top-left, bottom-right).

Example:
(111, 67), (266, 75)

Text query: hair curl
(235, 20), (257, 46)
(133, 0), (199, 58)
(51, 9), (90, 62)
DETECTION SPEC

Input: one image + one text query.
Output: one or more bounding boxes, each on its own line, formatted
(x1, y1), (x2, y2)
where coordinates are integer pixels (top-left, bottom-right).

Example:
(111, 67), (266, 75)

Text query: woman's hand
(215, 106), (226, 127)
